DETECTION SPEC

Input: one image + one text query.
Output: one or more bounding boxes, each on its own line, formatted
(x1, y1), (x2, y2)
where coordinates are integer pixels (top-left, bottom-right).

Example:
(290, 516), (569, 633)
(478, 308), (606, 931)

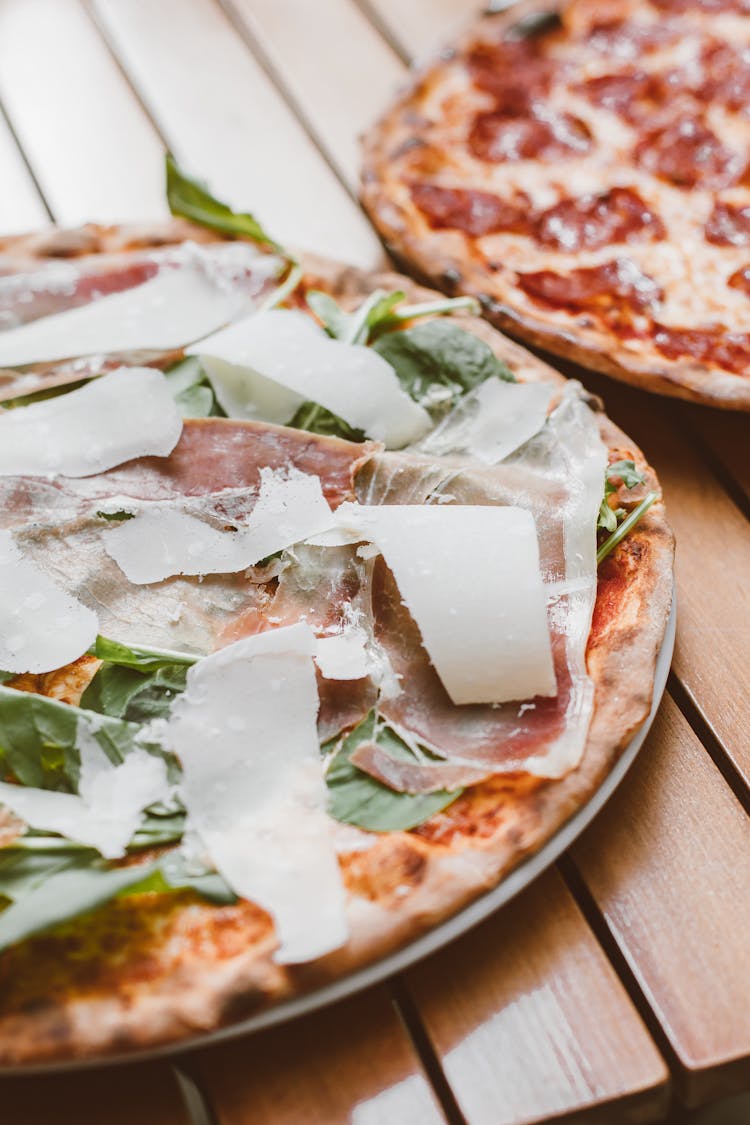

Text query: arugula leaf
(80, 662), (189, 723)
(0, 684), (170, 792)
(326, 713), (460, 832)
(0, 378), (90, 410)
(288, 399), (366, 442)
(0, 840), (235, 950)
(306, 288), (480, 346)
(90, 636), (199, 672)
(95, 510), (135, 523)
(597, 460), (647, 535)
(0, 671), (14, 685)
(0, 856), (159, 952)
(372, 320), (515, 415)
(166, 154), (282, 252)
(164, 355), (224, 419)
(597, 492), (658, 564)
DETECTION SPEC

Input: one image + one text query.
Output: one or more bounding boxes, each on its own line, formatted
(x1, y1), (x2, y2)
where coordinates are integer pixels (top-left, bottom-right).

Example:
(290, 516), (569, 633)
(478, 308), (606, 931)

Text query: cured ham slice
(350, 385), (607, 788)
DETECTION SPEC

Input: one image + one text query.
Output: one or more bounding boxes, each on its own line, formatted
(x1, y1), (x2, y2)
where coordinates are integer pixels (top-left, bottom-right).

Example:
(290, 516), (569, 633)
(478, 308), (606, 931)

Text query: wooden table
(0, 2), (749, 1122)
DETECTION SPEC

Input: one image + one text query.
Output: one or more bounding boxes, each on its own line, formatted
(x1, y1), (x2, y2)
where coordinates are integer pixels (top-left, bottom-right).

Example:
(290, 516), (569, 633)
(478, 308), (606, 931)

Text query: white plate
(4, 594), (676, 1074)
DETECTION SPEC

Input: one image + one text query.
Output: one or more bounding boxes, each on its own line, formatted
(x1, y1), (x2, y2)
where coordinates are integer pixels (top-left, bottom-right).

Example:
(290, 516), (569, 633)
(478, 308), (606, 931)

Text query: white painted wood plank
(0, 112), (49, 234)
(0, 0), (165, 224)
(91, 0), (384, 266)
(225, 0), (404, 187)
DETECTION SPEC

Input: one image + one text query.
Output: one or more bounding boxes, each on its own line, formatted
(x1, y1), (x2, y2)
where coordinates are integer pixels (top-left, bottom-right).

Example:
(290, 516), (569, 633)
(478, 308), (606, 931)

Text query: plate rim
(0, 593), (676, 1076)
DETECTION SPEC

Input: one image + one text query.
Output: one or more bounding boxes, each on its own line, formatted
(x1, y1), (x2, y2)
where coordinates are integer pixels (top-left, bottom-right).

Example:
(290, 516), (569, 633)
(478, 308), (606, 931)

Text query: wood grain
(189, 986), (446, 1125)
(0, 112), (49, 233)
(90, 0), (385, 266)
(571, 694), (750, 1107)
(0, 0), (165, 224)
(405, 868), (669, 1125)
(0, 1063), (191, 1125)
(680, 403), (750, 506)
(224, 0), (404, 188)
(359, 0), (484, 63)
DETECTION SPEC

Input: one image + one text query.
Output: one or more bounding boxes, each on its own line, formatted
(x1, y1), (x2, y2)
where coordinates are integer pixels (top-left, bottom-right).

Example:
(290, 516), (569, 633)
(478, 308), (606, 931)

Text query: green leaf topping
(597, 460), (647, 537)
(288, 399), (365, 442)
(166, 154), (282, 252)
(89, 635), (199, 672)
(307, 287), (480, 346)
(326, 712), (460, 832)
(163, 355), (224, 419)
(0, 684), (169, 792)
(597, 492), (658, 564)
(372, 320), (515, 416)
(80, 662), (189, 724)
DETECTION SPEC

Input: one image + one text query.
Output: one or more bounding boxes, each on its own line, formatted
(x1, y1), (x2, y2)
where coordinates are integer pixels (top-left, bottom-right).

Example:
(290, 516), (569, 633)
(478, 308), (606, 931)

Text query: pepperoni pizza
(362, 0), (750, 409)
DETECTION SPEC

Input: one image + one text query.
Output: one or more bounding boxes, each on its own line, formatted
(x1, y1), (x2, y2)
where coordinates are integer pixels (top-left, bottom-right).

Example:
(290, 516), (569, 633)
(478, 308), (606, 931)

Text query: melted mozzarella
(188, 308), (431, 448)
(0, 267), (248, 367)
(0, 530), (98, 673)
(167, 624), (348, 964)
(333, 503), (556, 705)
(0, 368), (182, 478)
(105, 468), (335, 584)
(0, 716), (169, 858)
(419, 378), (555, 463)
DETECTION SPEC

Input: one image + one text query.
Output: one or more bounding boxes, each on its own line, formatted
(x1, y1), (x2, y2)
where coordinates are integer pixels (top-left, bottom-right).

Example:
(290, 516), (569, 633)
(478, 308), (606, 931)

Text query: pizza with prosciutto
(0, 166), (673, 1065)
(362, 0), (750, 410)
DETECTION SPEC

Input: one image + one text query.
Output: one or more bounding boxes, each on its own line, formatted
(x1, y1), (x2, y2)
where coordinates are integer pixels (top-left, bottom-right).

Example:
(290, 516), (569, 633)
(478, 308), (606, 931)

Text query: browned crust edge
(358, 0), (750, 413)
(0, 222), (674, 1066)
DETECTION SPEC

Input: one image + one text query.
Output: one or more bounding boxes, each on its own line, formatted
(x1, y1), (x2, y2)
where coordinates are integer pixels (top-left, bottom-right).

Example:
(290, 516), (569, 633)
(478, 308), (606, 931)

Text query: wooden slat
(360, 0), (483, 63)
(681, 403), (750, 507)
(0, 112), (49, 234)
(573, 370), (750, 791)
(189, 986), (446, 1125)
(0, 1063), (191, 1125)
(90, 0), (384, 266)
(0, 0), (165, 224)
(571, 694), (750, 1107)
(224, 0), (404, 188)
(404, 868), (669, 1125)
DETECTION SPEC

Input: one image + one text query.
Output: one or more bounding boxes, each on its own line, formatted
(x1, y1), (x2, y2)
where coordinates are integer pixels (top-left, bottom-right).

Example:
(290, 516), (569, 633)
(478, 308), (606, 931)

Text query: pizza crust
(360, 0), (750, 412)
(0, 221), (674, 1066)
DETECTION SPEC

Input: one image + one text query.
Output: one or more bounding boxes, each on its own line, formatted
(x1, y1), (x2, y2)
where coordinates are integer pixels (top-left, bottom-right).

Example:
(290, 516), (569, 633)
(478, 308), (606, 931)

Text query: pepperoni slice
(651, 324), (750, 375)
(409, 182), (666, 249)
(467, 41), (555, 113)
(536, 187), (665, 251)
(587, 18), (676, 59)
(634, 115), (744, 189)
(409, 183), (532, 237)
(517, 259), (662, 319)
(649, 0), (750, 12)
(575, 70), (660, 124)
(698, 41), (750, 114)
(705, 201), (750, 246)
(469, 109), (592, 163)
(728, 265), (750, 296)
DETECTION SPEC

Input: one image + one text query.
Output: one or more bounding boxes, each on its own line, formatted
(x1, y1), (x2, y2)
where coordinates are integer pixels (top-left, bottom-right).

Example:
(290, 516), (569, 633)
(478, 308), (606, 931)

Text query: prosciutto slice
(3, 420), (372, 655)
(0, 241), (283, 402)
(350, 386), (607, 790)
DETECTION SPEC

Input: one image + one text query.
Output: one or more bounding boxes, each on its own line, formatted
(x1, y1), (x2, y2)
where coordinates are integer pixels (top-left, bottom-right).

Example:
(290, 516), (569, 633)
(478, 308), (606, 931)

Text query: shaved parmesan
(105, 468), (335, 584)
(0, 368), (182, 478)
(189, 309), (431, 448)
(167, 624), (348, 963)
(0, 530), (98, 673)
(315, 625), (371, 680)
(0, 718), (169, 858)
(419, 378), (555, 463)
(334, 504), (556, 705)
(0, 267), (247, 367)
